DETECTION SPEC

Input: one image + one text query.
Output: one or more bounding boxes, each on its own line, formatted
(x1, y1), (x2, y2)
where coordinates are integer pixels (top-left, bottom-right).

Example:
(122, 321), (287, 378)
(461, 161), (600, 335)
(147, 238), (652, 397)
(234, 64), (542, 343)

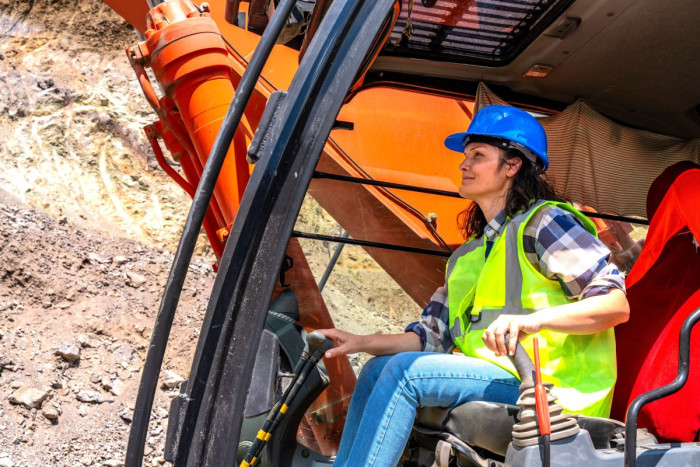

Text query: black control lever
(240, 330), (334, 467)
(504, 332), (535, 393)
(306, 330), (334, 362)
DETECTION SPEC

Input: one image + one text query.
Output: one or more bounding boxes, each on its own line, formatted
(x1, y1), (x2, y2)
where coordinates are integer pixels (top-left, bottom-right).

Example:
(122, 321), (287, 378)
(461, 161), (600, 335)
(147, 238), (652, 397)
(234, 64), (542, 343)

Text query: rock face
(9, 387), (49, 409)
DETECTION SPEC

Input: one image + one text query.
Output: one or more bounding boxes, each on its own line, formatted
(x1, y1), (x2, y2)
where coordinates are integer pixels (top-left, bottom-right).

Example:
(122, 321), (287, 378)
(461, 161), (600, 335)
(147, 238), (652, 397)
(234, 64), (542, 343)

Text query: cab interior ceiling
(367, 0), (700, 140)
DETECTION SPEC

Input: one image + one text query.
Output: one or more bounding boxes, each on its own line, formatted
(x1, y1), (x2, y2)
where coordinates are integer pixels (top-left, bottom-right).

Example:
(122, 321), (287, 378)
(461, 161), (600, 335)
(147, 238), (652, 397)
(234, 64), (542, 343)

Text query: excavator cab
(100, 0), (700, 465)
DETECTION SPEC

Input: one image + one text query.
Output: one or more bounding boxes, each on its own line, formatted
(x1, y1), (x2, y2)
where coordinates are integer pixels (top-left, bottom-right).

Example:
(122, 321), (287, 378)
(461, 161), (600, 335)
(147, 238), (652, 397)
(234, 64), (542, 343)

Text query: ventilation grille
(384, 0), (574, 66)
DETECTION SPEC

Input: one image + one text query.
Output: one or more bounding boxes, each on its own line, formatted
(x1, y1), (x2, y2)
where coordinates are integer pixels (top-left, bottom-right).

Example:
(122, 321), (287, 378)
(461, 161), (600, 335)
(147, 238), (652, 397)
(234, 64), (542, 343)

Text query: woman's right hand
(315, 328), (365, 359)
(315, 328), (423, 358)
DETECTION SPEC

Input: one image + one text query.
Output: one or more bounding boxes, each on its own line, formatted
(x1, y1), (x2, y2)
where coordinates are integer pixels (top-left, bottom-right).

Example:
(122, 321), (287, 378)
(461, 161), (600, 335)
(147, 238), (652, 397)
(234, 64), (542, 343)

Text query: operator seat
(611, 161), (700, 442)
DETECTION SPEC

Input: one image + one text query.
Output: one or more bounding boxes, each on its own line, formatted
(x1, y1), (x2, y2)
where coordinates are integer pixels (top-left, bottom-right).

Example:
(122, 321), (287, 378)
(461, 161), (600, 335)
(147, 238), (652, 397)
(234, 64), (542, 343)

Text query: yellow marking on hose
(240, 462), (250, 467)
(251, 457), (257, 465)
(264, 432), (271, 441)
(280, 403), (289, 414)
(257, 430), (267, 440)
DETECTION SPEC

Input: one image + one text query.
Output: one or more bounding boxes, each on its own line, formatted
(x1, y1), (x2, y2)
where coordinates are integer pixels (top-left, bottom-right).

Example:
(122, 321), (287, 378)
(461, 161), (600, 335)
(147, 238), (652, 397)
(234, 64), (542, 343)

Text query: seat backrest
(611, 163), (700, 442)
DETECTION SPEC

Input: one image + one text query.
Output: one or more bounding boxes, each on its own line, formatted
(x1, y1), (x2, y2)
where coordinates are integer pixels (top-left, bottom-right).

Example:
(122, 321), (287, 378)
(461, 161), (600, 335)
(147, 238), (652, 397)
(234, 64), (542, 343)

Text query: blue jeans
(333, 352), (520, 467)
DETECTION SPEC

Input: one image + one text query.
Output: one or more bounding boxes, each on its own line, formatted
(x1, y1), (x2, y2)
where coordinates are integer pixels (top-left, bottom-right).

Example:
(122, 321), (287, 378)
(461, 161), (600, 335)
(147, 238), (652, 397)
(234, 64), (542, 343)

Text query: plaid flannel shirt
(406, 204), (626, 353)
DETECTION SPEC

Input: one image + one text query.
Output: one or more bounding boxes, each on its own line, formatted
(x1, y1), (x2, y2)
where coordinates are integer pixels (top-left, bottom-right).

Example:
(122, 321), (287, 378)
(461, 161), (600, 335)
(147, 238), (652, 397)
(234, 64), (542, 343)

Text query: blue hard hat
(444, 105), (549, 171)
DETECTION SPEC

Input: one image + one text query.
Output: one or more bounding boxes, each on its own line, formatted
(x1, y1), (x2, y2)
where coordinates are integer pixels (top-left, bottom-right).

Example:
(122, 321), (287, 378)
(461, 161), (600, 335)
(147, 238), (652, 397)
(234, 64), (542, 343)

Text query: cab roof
(374, 0), (700, 140)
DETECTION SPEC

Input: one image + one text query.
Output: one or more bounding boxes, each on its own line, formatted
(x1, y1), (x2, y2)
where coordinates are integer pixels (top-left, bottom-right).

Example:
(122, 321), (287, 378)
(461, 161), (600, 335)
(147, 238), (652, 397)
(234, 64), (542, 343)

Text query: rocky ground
(0, 1), (420, 466)
(0, 189), (214, 466)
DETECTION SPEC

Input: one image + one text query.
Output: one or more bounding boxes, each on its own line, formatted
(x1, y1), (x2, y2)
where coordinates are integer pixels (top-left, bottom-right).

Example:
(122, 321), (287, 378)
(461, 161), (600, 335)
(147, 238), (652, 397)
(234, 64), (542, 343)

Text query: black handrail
(312, 171), (649, 225)
(124, 0), (300, 465)
(292, 230), (452, 257)
(313, 170), (461, 198)
(317, 230), (349, 291)
(624, 306), (700, 467)
(579, 211), (649, 226)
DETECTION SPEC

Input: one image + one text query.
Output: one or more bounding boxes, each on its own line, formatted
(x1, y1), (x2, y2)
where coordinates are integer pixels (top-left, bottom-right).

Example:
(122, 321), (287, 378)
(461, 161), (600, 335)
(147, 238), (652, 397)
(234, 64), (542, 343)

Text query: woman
(320, 105), (629, 466)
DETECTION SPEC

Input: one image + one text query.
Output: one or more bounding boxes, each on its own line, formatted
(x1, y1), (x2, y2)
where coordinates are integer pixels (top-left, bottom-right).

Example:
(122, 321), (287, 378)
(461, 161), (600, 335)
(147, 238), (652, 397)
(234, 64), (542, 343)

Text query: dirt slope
(0, 1), (420, 466)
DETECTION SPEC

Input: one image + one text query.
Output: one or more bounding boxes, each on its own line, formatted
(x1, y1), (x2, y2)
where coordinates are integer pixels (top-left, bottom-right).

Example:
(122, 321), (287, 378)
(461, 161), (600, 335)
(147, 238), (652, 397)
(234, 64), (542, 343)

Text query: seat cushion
(419, 401), (520, 457)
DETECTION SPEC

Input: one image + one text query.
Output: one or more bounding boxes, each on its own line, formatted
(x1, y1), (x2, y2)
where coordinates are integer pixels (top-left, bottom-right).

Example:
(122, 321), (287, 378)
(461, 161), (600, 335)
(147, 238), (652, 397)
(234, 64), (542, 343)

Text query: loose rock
(50, 379), (64, 389)
(112, 344), (136, 364)
(118, 404), (133, 423)
(77, 334), (93, 348)
(160, 370), (185, 390)
(42, 406), (59, 421)
(9, 387), (49, 409)
(103, 378), (124, 396)
(56, 343), (81, 362)
(125, 271), (147, 287)
(76, 390), (105, 404)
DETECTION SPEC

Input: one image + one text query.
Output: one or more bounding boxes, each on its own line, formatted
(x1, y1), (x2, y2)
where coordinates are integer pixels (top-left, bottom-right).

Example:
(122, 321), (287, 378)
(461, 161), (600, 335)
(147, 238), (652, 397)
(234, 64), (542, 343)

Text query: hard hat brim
(444, 132), (468, 153)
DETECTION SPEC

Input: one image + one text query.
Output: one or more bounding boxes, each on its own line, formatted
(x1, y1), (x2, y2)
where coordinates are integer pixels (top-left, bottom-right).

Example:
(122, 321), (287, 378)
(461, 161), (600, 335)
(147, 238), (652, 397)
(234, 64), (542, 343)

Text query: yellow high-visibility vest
(447, 200), (617, 417)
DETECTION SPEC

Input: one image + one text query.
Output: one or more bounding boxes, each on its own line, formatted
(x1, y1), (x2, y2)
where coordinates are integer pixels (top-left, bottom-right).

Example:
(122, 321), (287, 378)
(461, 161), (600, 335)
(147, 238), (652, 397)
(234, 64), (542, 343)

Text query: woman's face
(458, 142), (520, 204)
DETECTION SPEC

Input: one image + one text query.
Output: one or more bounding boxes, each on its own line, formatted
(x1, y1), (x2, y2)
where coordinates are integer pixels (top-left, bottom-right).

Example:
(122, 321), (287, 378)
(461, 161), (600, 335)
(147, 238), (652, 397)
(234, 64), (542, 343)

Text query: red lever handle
(533, 338), (551, 436)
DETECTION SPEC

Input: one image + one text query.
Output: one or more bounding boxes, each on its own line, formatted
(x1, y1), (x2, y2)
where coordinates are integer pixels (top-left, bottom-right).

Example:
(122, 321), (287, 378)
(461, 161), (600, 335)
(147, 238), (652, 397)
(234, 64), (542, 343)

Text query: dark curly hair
(457, 147), (564, 239)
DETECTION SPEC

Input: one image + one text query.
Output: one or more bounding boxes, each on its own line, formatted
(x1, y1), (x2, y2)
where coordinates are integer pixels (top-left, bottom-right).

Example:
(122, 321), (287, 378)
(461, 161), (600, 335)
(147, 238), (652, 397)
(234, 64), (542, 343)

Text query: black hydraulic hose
(623, 306), (700, 467)
(125, 1), (300, 465)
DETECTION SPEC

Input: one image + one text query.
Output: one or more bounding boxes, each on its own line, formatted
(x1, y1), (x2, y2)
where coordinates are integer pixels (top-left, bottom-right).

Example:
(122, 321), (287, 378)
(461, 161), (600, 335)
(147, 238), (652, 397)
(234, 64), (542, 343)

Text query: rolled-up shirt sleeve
(405, 284), (455, 353)
(525, 207), (626, 300)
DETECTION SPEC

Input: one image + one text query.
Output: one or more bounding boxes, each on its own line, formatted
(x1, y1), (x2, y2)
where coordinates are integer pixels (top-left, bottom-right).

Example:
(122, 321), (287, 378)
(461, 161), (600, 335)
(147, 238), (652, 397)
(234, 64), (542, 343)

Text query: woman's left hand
(482, 314), (542, 357)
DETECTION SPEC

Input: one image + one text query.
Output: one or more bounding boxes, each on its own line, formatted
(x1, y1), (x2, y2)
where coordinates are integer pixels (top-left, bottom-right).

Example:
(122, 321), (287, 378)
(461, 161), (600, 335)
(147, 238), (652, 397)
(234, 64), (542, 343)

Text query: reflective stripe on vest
(446, 201), (617, 417)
